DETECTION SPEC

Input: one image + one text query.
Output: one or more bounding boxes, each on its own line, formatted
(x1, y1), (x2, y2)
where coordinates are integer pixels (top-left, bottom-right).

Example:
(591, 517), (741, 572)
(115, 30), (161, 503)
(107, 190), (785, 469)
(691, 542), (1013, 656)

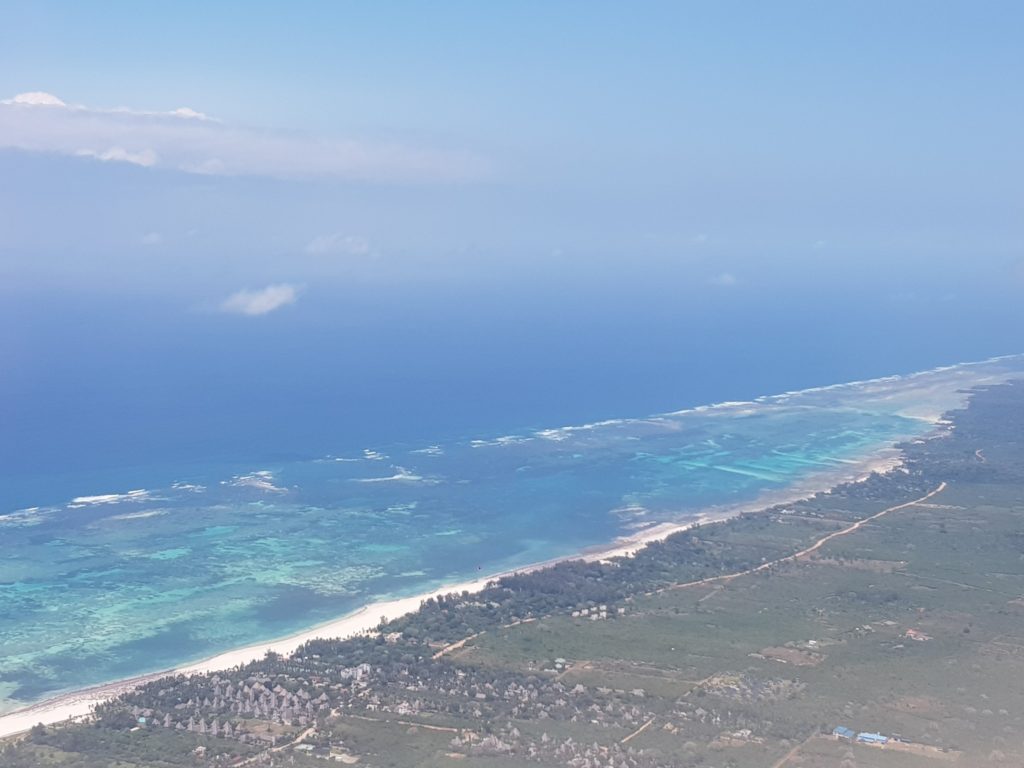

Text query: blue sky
(2, 2), (1024, 486)
(3, 1), (1021, 285)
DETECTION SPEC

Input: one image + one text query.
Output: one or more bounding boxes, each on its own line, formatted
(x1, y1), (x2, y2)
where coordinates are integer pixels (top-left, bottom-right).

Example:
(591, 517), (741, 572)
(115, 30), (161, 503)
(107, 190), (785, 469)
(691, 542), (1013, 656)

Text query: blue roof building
(856, 732), (888, 744)
(832, 726), (855, 740)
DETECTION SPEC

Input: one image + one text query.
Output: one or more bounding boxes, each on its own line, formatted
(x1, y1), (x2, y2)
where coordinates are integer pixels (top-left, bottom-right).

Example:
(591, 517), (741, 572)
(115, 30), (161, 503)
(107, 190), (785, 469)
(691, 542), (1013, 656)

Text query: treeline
(5, 723), (253, 767)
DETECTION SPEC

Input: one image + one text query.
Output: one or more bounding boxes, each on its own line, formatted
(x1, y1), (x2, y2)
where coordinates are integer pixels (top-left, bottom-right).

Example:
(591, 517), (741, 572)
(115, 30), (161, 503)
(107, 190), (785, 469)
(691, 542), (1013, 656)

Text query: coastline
(0, 437), (914, 740)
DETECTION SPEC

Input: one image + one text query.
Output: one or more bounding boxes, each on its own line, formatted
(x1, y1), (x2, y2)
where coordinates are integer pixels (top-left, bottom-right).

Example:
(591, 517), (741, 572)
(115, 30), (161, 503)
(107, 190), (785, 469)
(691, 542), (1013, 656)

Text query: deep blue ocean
(4, 265), (1022, 509)
(2, 269), (1023, 714)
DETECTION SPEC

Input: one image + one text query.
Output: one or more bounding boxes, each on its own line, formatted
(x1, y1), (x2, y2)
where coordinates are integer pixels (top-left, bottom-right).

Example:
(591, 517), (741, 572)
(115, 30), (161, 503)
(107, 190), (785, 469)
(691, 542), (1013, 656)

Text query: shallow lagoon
(1, 355), (1022, 714)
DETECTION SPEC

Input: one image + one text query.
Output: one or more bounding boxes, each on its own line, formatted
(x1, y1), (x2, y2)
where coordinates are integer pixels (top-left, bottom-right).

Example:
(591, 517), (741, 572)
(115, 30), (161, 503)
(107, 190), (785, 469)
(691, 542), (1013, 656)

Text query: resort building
(856, 732), (889, 745)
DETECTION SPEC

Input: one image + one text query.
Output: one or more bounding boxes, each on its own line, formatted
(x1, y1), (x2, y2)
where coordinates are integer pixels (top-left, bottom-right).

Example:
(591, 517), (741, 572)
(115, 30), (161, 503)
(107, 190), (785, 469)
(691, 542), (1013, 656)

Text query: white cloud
(140, 232), (162, 245)
(4, 91), (66, 107)
(2, 91), (209, 119)
(708, 272), (737, 286)
(220, 284), (300, 316)
(169, 107), (211, 120)
(76, 146), (158, 167)
(0, 91), (485, 183)
(305, 233), (371, 255)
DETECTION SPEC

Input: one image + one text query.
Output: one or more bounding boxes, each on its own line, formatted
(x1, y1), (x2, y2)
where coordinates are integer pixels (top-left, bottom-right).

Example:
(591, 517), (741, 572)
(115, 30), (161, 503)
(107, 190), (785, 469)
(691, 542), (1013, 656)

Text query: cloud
(305, 233), (372, 256)
(220, 284), (300, 316)
(140, 232), (162, 246)
(169, 107), (211, 120)
(0, 91), (485, 183)
(1, 91), (209, 121)
(76, 146), (158, 167)
(4, 91), (66, 107)
(708, 272), (737, 286)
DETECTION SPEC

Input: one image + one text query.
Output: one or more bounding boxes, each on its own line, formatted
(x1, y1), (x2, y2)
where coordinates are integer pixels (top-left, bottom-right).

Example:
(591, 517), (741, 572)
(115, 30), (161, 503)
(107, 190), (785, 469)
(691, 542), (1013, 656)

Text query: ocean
(2, 354), (1023, 714)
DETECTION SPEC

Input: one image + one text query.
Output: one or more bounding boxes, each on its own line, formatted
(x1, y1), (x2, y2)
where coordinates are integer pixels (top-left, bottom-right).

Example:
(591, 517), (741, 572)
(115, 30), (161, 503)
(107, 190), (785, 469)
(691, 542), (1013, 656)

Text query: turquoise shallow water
(1, 356), (1022, 714)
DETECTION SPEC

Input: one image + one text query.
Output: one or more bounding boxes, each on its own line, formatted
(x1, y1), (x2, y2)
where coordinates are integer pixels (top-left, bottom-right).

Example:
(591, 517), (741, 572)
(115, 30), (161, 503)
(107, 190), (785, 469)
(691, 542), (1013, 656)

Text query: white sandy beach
(0, 443), (911, 740)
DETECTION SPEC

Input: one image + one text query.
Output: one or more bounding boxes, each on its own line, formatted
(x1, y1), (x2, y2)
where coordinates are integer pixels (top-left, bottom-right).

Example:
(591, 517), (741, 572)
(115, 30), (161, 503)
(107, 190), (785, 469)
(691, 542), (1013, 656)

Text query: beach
(0, 442), (910, 740)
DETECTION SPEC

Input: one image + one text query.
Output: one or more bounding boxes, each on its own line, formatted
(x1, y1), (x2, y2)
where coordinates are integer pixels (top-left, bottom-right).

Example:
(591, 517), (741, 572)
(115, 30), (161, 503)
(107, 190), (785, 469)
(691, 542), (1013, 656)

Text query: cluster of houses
(832, 725), (889, 745)
(570, 604), (626, 620)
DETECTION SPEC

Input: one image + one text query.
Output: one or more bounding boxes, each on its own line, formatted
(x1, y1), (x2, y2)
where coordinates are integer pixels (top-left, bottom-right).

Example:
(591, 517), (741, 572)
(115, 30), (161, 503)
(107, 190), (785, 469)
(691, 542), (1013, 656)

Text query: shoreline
(0, 437), (915, 740)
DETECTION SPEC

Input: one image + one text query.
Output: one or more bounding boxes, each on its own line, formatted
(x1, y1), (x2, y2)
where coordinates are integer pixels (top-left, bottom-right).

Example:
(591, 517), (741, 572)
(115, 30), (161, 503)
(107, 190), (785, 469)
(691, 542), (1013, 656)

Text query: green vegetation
(5, 381), (1024, 766)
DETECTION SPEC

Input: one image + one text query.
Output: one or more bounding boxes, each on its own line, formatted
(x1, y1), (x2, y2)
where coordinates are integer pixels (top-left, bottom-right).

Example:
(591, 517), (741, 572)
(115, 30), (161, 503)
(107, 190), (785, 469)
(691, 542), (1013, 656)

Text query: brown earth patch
(883, 695), (948, 717)
(884, 740), (961, 761)
(758, 647), (824, 666)
(810, 557), (906, 573)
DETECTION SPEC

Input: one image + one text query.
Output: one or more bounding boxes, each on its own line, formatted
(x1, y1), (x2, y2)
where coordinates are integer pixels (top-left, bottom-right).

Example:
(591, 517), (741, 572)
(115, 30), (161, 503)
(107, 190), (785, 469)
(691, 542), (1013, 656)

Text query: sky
(1, 2), (1023, 494)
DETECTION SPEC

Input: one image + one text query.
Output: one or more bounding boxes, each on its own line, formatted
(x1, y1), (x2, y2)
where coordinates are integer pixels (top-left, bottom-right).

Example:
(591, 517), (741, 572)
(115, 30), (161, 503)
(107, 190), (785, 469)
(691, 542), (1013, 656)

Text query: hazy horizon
(4, 3), (1024, 506)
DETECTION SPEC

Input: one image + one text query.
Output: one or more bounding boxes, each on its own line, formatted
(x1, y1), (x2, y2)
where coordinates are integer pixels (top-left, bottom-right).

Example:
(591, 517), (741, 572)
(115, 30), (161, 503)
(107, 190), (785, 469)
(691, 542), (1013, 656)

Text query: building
(832, 726), (855, 740)
(856, 732), (889, 745)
